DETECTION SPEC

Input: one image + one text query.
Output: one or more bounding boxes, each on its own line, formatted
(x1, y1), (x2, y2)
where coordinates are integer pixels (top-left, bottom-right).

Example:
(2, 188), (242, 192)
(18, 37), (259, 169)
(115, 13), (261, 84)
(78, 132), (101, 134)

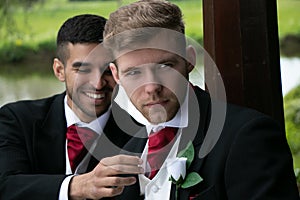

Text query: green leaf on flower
(177, 141), (194, 168)
(170, 175), (185, 185)
(181, 172), (203, 189)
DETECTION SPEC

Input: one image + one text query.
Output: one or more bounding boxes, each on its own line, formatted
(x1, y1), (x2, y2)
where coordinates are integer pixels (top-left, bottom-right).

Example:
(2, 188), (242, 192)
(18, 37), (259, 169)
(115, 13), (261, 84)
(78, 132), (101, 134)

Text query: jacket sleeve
(224, 114), (299, 199)
(0, 104), (67, 200)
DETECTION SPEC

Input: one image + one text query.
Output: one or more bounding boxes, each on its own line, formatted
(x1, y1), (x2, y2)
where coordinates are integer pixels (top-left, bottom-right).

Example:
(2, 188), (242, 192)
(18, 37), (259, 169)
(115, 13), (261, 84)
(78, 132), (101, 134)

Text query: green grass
(277, 0), (300, 37)
(294, 153), (300, 169)
(1, 0), (299, 52)
(2, 0), (300, 44)
(2, 0), (202, 46)
(0, 0), (203, 73)
(7, 0), (122, 44)
(0, 0), (203, 66)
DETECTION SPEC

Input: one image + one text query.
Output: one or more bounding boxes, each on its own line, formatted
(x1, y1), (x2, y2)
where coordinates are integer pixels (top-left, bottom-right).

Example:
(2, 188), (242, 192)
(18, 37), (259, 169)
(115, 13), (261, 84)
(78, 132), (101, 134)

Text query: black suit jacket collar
(33, 93), (67, 173)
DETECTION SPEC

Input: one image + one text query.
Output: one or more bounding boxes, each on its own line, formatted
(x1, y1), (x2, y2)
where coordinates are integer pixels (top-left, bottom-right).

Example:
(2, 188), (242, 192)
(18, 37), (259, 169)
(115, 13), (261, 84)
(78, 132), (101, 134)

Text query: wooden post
(202, 0), (285, 128)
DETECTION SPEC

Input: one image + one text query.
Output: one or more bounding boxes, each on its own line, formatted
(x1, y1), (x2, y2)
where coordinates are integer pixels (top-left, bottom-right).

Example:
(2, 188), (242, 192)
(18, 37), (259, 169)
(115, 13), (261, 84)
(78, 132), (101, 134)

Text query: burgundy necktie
(147, 127), (178, 179)
(66, 125), (96, 172)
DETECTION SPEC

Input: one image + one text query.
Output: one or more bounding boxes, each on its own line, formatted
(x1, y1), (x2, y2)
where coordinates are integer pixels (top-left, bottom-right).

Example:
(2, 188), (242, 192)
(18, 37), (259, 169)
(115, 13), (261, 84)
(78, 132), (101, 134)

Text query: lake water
(0, 57), (299, 107)
(280, 57), (300, 95)
(0, 75), (65, 107)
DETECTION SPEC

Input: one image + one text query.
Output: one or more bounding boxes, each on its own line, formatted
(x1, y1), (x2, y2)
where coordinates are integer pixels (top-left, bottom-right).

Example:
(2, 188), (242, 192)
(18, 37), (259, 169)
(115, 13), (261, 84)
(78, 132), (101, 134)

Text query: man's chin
(94, 106), (110, 116)
(147, 114), (168, 124)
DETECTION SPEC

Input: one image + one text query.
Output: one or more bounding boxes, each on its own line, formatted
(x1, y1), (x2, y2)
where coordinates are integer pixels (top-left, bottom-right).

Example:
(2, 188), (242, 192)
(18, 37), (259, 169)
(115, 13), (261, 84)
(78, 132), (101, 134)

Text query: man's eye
(159, 64), (172, 70)
(77, 68), (91, 73)
(125, 70), (140, 76)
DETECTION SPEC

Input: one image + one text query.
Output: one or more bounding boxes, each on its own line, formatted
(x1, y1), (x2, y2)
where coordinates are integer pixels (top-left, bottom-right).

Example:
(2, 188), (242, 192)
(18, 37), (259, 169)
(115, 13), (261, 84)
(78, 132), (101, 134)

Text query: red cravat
(147, 127), (178, 179)
(66, 125), (96, 172)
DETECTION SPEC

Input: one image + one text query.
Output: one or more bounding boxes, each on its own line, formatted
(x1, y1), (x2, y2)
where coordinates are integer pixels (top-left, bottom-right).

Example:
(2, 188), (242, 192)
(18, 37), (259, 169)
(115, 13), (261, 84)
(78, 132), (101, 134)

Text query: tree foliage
(0, 0), (44, 40)
(284, 84), (300, 154)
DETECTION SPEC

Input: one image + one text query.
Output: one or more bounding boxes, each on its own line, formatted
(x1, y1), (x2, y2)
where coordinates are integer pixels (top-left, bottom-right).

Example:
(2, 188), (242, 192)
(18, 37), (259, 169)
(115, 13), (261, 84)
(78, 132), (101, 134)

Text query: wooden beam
(203, 0), (285, 128)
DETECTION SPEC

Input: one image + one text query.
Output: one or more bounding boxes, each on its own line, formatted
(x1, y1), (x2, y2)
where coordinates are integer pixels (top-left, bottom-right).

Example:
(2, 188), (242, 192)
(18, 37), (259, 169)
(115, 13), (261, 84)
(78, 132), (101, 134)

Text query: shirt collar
(114, 85), (189, 135)
(64, 95), (111, 135)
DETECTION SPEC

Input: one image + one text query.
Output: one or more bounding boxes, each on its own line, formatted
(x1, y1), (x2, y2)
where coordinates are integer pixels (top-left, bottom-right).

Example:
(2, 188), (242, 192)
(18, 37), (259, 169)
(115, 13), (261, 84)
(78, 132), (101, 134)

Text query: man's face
(111, 48), (193, 124)
(55, 43), (115, 122)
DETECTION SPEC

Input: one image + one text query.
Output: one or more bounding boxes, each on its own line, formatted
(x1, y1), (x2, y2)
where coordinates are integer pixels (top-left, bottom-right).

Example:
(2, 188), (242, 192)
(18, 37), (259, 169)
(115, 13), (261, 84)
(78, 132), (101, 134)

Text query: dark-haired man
(0, 14), (142, 200)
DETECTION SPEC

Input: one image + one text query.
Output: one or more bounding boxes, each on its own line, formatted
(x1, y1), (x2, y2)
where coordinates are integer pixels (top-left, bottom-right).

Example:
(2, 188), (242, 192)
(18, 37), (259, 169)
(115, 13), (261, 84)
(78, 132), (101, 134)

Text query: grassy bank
(1, 0), (300, 68)
(3, 0), (202, 45)
(0, 0), (202, 73)
(277, 0), (300, 57)
(277, 0), (300, 37)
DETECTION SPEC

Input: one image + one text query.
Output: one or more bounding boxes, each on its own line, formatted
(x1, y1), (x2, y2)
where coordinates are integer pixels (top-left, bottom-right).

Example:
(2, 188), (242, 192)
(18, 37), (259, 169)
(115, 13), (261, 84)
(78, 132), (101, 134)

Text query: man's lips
(144, 100), (168, 107)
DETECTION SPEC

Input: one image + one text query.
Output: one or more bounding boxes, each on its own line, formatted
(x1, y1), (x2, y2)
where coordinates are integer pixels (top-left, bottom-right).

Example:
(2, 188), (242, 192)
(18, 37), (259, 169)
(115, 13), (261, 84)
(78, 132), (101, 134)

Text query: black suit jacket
(0, 92), (131, 200)
(112, 86), (299, 200)
(1, 88), (298, 200)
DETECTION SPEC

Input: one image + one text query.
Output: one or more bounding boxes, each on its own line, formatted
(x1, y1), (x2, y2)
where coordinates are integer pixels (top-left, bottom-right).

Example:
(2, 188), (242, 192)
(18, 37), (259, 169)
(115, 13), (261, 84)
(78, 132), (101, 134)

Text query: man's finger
(93, 186), (125, 198)
(100, 155), (143, 166)
(102, 164), (144, 175)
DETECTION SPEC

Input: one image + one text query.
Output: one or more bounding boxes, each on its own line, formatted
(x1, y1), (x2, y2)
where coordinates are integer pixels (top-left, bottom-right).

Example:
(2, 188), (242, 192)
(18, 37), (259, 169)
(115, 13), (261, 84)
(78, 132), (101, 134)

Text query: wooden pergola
(202, 0), (285, 128)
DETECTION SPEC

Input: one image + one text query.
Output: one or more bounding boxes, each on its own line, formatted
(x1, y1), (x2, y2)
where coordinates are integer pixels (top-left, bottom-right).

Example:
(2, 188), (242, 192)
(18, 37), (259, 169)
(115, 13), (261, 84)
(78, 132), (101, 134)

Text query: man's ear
(109, 63), (120, 84)
(53, 58), (65, 82)
(186, 45), (196, 73)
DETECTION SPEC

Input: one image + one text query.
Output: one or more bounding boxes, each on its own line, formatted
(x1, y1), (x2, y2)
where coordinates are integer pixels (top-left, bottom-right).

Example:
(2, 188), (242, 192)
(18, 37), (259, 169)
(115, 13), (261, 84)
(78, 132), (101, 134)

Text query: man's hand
(69, 155), (143, 200)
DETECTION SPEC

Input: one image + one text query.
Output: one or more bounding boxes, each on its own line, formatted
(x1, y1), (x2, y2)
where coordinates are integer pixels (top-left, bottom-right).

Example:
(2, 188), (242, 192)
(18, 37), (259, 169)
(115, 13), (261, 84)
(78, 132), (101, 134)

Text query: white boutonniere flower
(168, 141), (203, 199)
(167, 157), (187, 183)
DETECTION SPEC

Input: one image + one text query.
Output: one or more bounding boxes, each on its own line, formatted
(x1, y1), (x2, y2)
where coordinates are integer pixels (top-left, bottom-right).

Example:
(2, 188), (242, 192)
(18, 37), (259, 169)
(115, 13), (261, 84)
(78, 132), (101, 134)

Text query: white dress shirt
(139, 132), (183, 199)
(59, 95), (111, 200)
(114, 85), (189, 199)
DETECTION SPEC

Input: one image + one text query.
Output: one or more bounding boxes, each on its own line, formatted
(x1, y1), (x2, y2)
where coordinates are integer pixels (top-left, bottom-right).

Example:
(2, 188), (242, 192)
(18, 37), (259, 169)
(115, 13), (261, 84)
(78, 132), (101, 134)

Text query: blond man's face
(111, 48), (192, 124)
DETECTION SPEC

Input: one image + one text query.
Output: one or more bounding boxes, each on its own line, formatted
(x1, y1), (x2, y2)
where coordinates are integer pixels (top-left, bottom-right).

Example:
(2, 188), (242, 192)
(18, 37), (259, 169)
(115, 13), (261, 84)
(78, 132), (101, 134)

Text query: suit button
(151, 185), (159, 193)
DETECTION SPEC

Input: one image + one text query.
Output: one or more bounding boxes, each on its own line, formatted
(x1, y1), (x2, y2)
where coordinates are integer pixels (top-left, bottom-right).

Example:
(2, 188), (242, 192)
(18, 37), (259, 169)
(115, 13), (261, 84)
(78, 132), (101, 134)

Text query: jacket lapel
(174, 86), (211, 200)
(169, 135), (206, 200)
(86, 114), (134, 171)
(109, 101), (148, 157)
(115, 128), (148, 200)
(176, 147), (205, 200)
(33, 93), (67, 173)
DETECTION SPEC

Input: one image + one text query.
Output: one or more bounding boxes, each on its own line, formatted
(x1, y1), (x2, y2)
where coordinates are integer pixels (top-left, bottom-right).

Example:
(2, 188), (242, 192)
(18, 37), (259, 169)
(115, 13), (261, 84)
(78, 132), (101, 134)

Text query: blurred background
(0, 0), (299, 179)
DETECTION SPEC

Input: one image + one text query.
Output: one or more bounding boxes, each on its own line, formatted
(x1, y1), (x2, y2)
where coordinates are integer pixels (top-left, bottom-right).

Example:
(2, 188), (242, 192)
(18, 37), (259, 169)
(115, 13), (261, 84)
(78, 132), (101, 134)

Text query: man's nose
(143, 71), (162, 93)
(90, 70), (106, 89)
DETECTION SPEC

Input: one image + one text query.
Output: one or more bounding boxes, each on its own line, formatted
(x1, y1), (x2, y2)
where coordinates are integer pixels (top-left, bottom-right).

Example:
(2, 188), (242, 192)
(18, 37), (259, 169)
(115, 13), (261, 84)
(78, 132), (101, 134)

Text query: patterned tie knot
(147, 127), (178, 179)
(66, 125), (97, 172)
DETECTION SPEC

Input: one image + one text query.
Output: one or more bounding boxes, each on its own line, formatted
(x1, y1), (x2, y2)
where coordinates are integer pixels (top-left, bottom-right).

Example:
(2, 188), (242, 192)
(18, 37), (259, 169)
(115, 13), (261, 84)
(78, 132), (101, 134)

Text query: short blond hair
(104, 0), (184, 38)
(104, 0), (186, 55)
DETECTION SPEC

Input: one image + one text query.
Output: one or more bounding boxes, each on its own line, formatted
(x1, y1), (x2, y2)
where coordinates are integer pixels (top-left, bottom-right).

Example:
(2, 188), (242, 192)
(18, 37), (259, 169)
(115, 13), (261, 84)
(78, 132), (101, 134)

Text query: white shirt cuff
(59, 175), (75, 200)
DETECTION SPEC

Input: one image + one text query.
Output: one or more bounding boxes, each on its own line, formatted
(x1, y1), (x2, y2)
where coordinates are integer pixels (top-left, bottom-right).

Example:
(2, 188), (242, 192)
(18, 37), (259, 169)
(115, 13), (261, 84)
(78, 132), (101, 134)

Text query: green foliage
(294, 168), (300, 184)
(285, 85), (300, 101)
(181, 172), (203, 189)
(0, 39), (56, 64)
(0, 0), (45, 40)
(0, 42), (34, 63)
(0, 0), (203, 66)
(280, 34), (300, 57)
(284, 85), (300, 155)
(187, 33), (203, 45)
(277, 0), (300, 38)
(177, 141), (194, 169)
(38, 39), (56, 52)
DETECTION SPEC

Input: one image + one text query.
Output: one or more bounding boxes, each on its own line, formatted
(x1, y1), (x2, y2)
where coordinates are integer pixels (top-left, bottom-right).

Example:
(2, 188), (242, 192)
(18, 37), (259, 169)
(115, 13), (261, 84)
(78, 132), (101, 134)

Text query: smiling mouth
(85, 92), (105, 99)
